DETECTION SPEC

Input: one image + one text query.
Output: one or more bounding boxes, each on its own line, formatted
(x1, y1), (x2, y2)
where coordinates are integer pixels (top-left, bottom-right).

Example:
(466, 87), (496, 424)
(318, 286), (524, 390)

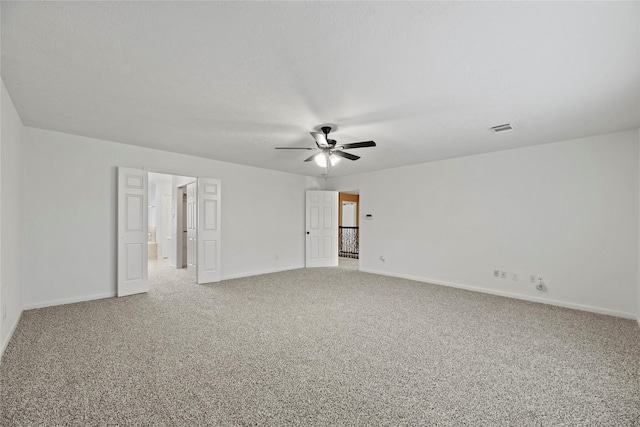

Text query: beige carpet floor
(1, 259), (639, 426)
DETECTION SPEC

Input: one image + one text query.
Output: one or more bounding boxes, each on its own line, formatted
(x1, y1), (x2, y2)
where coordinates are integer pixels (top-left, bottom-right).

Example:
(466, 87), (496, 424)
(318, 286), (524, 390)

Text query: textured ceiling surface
(2, 1), (639, 177)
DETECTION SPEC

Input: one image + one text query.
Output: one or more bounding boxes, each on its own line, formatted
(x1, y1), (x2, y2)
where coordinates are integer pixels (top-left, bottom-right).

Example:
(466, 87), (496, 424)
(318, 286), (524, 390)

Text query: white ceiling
(2, 1), (639, 177)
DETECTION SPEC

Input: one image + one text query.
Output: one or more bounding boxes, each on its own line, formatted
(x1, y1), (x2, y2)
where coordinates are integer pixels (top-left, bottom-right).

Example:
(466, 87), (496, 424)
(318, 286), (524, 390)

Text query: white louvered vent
(490, 123), (514, 133)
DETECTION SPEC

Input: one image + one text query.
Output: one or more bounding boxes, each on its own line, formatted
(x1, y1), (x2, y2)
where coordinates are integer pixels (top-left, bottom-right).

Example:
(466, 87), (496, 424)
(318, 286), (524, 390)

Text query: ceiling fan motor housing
(274, 125), (375, 164)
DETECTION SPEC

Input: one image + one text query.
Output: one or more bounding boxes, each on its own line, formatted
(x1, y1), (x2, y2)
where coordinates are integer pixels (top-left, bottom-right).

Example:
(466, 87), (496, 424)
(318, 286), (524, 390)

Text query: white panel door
(186, 182), (197, 277)
(117, 167), (148, 297)
(306, 190), (338, 268)
(197, 178), (221, 284)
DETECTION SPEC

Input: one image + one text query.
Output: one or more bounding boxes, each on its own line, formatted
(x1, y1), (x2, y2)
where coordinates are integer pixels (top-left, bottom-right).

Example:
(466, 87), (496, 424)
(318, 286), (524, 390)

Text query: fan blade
(339, 141), (376, 149)
(310, 131), (329, 147)
(332, 150), (360, 161)
(274, 147), (315, 150)
(304, 152), (323, 162)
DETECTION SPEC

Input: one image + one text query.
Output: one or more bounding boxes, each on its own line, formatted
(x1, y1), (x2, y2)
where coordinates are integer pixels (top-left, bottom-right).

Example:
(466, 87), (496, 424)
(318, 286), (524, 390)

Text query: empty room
(1, 1), (639, 425)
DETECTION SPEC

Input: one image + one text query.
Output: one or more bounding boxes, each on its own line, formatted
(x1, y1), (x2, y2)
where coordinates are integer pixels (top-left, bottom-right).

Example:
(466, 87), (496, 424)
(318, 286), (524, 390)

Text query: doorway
(338, 192), (359, 260)
(118, 167), (222, 297)
(148, 172), (197, 287)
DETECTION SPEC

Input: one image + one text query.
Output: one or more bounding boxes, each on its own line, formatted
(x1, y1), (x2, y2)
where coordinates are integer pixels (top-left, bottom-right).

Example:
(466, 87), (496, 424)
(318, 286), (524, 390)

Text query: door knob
(306, 231), (310, 234)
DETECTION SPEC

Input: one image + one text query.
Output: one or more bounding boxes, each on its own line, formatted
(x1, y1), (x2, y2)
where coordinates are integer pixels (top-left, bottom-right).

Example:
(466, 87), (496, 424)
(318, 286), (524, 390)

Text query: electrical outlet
(530, 275), (537, 284)
(512, 273), (519, 281)
(500, 271), (507, 279)
(493, 269), (500, 278)
(537, 276), (544, 285)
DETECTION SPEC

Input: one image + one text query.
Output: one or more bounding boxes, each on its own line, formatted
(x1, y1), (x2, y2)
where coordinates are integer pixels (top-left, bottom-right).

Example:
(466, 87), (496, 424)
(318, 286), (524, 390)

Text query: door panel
(306, 191), (338, 267)
(323, 206), (332, 228)
(125, 243), (143, 280)
(323, 236), (333, 258)
(117, 167), (148, 296)
(310, 236), (319, 259)
(203, 240), (217, 271)
(197, 178), (221, 284)
(310, 206), (319, 229)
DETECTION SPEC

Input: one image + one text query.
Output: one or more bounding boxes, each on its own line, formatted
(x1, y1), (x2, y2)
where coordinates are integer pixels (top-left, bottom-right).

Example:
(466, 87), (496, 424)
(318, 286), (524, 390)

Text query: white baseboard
(23, 292), (116, 311)
(222, 265), (304, 281)
(16, 270), (640, 326)
(360, 268), (637, 320)
(1, 309), (22, 363)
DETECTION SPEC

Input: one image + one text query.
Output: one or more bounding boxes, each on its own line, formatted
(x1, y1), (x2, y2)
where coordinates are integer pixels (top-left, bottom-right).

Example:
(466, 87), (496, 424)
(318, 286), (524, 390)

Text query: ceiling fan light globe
(314, 154), (327, 167)
(314, 153), (341, 167)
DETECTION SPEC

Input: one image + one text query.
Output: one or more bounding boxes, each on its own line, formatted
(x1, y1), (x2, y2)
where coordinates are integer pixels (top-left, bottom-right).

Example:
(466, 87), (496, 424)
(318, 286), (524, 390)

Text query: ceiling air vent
(490, 123), (513, 133)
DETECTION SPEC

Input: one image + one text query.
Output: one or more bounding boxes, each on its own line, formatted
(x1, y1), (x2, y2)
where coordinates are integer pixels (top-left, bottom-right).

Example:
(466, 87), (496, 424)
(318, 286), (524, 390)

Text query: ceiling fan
(275, 126), (376, 168)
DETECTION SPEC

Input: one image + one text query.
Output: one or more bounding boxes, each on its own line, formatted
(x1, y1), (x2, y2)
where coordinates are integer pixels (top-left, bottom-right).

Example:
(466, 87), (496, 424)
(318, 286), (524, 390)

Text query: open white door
(197, 178), (221, 284)
(306, 190), (338, 267)
(186, 181), (197, 277)
(117, 167), (148, 296)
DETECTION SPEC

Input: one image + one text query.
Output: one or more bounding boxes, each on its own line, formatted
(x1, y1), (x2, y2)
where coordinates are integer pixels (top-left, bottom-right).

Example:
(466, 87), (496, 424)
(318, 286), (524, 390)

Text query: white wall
(1, 79), (24, 357)
(22, 127), (309, 308)
(328, 129), (640, 318)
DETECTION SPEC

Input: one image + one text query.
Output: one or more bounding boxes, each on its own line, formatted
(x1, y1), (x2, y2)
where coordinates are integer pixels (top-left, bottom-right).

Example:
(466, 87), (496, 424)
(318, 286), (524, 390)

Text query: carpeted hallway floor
(1, 260), (639, 426)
